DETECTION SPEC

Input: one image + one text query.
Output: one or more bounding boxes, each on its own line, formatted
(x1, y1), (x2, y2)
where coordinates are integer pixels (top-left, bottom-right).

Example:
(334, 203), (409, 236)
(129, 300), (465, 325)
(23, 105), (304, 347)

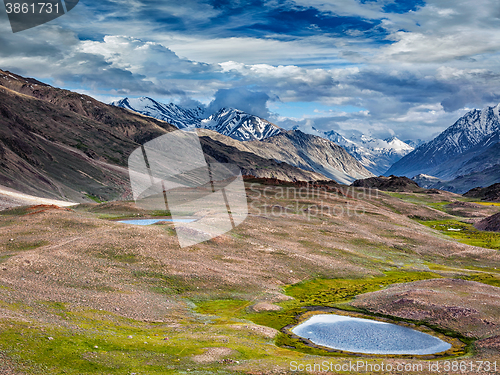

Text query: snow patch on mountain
(111, 97), (281, 141)
(412, 174), (442, 189)
(201, 108), (281, 141)
(292, 126), (414, 175)
(111, 97), (203, 129)
(387, 103), (500, 179)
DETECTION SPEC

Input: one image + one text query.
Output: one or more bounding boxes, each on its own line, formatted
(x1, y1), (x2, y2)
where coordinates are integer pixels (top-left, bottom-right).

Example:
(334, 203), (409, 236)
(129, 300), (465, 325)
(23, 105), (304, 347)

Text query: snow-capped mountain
(111, 97), (204, 129)
(257, 130), (374, 184)
(404, 139), (425, 148)
(411, 174), (442, 189)
(201, 108), (281, 141)
(386, 103), (500, 180)
(319, 130), (414, 175)
(111, 97), (281, 142)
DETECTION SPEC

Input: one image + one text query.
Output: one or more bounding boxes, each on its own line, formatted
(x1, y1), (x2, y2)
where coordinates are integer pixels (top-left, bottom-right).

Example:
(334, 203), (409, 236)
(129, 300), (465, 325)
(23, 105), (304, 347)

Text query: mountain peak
(111, 97), (203, 129)
(201, 107), (281, 141)
(111, 98), (281, 141)
(302, 129), (414, 175)
(386, 102), (500, 181)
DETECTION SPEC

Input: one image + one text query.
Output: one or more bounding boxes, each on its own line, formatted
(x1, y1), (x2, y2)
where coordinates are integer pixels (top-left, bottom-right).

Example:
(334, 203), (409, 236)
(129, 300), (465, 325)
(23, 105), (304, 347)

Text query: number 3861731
(5, 3), (60, 14)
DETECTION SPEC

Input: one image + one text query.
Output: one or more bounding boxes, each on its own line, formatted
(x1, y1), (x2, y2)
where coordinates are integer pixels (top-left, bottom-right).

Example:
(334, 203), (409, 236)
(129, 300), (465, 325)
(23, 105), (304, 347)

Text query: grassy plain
(0, 183), (499, 374)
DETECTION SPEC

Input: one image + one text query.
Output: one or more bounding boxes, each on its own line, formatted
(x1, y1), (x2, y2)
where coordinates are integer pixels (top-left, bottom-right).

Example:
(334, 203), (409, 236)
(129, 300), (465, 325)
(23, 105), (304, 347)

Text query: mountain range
(387, 103), (500, 193)
(0, 70), (374, 203)
(320, 130), (414, 175)
(112, 96), (373, 184)
(199, 129), (373, 184)
(3, 69), (498, 199)
(112, 97), (281, 141)
(113, 97), (414, 176)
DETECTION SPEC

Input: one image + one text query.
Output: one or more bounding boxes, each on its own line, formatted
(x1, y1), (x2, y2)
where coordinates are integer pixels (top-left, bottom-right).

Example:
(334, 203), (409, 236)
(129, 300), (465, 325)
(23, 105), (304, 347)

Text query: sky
(2, 0), (500, 141)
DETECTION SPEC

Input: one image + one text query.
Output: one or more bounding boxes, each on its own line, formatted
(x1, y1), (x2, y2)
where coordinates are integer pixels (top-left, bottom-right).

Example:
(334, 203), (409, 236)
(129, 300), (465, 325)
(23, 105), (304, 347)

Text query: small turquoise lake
(291, 314), (452, 355)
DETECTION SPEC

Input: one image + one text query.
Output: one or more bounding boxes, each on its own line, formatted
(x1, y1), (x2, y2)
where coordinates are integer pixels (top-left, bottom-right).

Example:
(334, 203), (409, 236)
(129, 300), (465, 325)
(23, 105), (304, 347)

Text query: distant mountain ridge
(113, 97), (414, 176)
(387, 103), (500, 180)
(198, 129), (374, 184)
(112, 97), (203, 129)
(200, 107), (281, 141)
(111, 97), (281, 142)
(296, 127), (414, 175)
(0, 68), (377, 206)
(112, 96), (373, 183)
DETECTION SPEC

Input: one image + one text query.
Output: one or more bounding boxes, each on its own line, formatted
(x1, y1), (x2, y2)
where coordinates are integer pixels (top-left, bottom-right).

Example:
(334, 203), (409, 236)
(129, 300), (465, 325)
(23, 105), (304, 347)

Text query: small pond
(117, 218), (196, 225)
(291, 314), (452, 355)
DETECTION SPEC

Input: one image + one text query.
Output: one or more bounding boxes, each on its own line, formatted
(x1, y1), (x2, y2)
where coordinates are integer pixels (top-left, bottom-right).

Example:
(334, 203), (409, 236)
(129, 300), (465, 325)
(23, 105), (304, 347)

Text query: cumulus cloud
(206, 88), (271, 118)
(1, 0), (500, 141)
(0, 31), (226, 98)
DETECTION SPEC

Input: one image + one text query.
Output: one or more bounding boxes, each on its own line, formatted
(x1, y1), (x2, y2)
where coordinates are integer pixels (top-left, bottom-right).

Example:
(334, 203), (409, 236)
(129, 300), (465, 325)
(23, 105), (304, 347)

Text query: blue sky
(2, 0), (500, 141)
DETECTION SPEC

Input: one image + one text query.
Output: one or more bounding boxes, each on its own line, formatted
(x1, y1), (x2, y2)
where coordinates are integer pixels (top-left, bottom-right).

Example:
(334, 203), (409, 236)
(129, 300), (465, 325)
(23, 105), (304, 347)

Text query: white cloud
(2, 0), (500, 142)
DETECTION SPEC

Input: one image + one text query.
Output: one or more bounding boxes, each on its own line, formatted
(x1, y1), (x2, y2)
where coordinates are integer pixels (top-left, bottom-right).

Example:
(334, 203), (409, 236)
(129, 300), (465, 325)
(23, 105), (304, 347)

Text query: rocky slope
(0, 69), (328, 203)
(0, 69), (173, 202)
(475, 212), (500, 232)
(199, 129), (374, 184)
(464, 183), (500, 202)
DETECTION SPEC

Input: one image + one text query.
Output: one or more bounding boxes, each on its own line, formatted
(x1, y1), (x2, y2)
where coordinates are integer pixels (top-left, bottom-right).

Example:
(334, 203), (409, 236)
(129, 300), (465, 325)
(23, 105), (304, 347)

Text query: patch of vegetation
(283, 271), (441, 307)
(418, 219), (500, 250)
(425, 263), (500, 287)
(385, 192), (455, 212)
(195, 299), (251, 321)
(457, 273), (500, 288)
(0, 299), (292, 374)
(95, 246), (139, 264)
(0, 254), (12, 263)
(132, 271), (195, 294)
(85, 194), (103, 203)
(474, 202), (500, 207)
(76, 140), (88, 151)
(0, 312), (203, 374)
(228, 231), (251, 240)
(4, 240), (49, 251)
(163, 227), (176, 236)
(428, 202), (453, 212)
(150, 210), (171, 217)
(0, 206), (32, 216)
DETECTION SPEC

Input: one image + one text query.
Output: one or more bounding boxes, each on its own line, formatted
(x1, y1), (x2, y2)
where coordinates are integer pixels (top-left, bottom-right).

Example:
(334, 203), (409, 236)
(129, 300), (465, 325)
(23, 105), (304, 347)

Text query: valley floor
(0, 181), (499, 374)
